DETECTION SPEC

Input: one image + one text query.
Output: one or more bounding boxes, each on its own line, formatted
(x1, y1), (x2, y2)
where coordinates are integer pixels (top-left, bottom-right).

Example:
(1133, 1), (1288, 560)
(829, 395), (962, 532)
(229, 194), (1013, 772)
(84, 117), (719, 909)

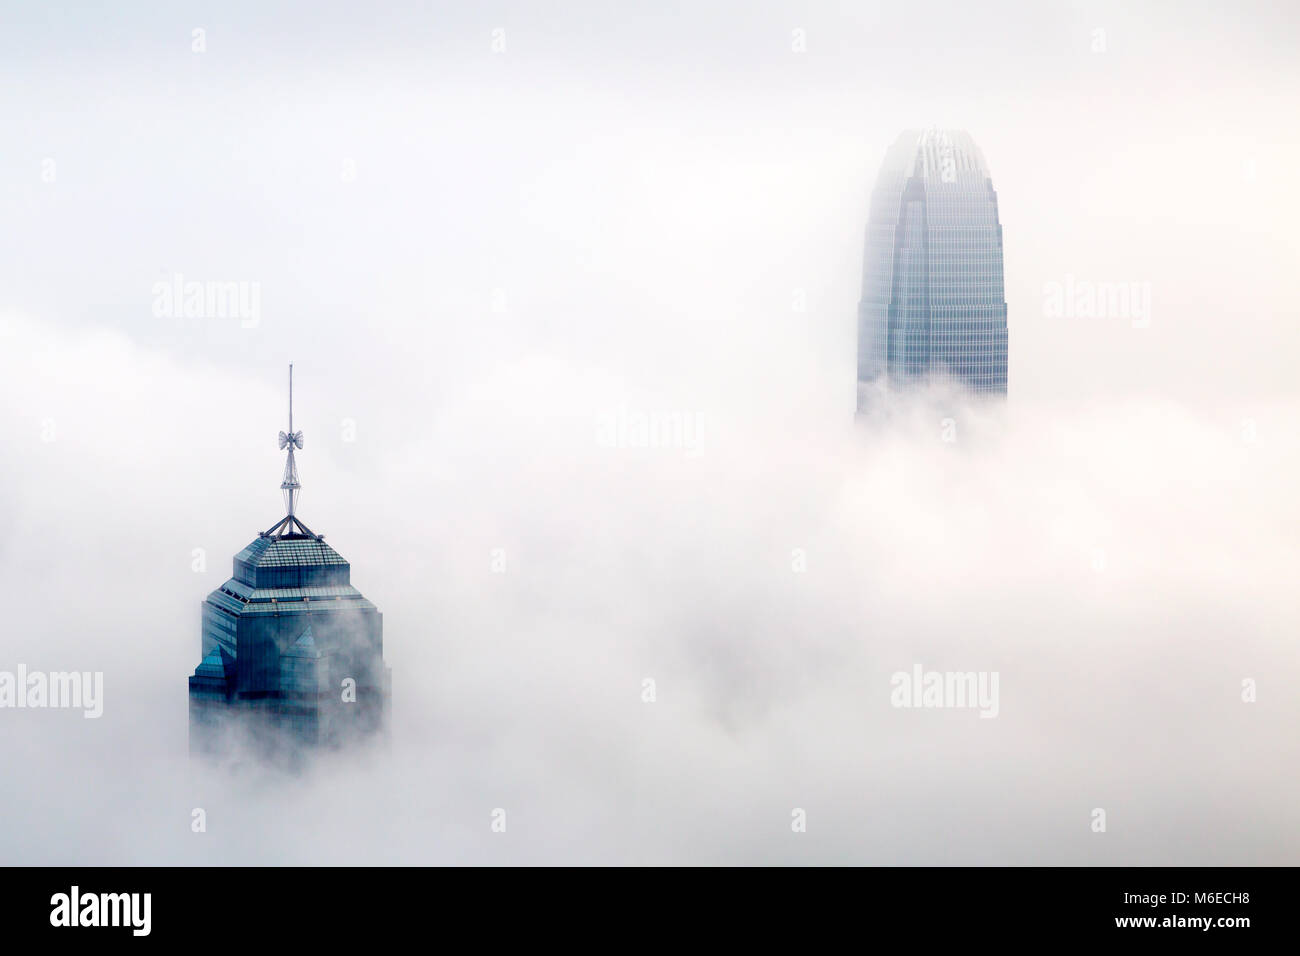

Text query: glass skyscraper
(189, 367), (390, 758)
(856, 129), (1008, 409)
(188, 533), (391, 756)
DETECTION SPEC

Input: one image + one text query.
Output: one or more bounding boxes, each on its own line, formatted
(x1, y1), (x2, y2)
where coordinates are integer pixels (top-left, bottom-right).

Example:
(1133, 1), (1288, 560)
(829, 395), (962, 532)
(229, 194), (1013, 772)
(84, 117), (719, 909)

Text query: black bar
(3, 867), (1285, 943)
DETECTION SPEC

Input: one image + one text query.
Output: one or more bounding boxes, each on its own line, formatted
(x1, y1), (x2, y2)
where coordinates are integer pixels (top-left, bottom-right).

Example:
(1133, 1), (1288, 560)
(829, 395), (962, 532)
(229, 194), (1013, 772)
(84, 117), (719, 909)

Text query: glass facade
(857, 129), (1008, 408)
(189, 530), (391, 757)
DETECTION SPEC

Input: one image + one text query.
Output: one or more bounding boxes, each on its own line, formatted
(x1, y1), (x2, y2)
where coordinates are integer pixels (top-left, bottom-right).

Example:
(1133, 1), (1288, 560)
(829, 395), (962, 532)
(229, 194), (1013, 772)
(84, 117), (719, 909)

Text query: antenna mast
(264, 363), (314, 538)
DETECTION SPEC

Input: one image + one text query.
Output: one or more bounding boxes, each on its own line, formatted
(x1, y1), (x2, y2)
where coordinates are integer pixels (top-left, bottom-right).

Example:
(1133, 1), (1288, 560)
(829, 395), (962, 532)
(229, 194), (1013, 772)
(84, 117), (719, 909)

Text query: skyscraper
(189, 366), (390, 758)
(856, 129), (1008, 410)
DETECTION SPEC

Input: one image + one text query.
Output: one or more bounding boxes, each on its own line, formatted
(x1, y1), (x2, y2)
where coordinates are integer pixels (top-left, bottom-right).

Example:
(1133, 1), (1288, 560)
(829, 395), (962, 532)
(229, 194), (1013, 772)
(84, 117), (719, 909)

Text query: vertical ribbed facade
(857, 129), (1008, 408)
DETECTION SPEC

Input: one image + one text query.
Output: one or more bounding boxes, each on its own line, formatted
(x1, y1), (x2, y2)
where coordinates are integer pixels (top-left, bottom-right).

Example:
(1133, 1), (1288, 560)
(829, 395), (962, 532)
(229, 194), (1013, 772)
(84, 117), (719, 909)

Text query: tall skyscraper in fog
(189, 366), (390, 758)
(856, 129), (1008, 410)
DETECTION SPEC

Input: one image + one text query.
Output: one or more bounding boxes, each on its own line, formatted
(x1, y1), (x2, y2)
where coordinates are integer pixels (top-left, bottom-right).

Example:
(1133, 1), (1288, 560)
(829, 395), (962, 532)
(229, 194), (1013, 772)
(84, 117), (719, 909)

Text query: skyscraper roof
(235, 536), (349, 570)
(891, 128), (991, 181)
(856, 128), (1008, 402)
(231, 534), (354, 591)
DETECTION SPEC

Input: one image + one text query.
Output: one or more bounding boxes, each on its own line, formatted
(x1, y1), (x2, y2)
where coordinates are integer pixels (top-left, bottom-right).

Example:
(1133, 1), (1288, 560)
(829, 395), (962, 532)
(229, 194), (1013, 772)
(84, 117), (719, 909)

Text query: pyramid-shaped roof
(233, 534), (351, 589)
(284, 625), (323, 658)
(236, 535), (348, 569)
(194, 645), (233, 679)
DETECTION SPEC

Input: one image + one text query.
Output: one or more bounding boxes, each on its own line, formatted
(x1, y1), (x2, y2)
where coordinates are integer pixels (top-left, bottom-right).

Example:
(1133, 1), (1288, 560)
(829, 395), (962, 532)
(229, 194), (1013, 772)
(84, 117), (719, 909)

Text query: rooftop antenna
(263, 363), (316, 539)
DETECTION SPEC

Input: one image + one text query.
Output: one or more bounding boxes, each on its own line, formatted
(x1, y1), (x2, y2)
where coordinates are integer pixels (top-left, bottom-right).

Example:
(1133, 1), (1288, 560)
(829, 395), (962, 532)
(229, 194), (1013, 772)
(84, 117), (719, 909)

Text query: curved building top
(886, 128), (991, 181)
(856, 127), (1008, 401)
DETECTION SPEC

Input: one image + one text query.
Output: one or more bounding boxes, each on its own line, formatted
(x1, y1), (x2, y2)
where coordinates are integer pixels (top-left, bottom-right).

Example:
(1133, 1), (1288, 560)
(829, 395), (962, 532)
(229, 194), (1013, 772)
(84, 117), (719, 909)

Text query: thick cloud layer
(1, 313), (1296, 864)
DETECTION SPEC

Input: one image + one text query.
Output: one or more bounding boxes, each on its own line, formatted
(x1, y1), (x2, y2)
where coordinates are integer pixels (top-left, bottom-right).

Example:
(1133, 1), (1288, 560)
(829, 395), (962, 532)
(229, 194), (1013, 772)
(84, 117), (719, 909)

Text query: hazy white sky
(1, 0), (1297, 864)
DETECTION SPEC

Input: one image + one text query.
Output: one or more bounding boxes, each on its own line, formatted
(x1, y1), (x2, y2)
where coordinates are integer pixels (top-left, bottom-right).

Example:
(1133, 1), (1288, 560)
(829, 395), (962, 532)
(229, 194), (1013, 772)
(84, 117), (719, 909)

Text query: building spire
(279, 363), (303, 516)
(264, 363), (316, 539)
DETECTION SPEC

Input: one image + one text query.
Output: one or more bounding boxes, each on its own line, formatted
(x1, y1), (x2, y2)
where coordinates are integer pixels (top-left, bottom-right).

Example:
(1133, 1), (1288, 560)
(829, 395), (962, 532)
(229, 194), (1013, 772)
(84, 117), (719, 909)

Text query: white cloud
(1, 312), (1296, 864)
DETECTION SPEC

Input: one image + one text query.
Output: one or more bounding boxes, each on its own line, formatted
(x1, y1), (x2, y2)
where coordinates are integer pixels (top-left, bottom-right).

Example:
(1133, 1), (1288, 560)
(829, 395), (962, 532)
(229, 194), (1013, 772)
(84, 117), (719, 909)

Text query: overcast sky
(1, 0), (1297, 864)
